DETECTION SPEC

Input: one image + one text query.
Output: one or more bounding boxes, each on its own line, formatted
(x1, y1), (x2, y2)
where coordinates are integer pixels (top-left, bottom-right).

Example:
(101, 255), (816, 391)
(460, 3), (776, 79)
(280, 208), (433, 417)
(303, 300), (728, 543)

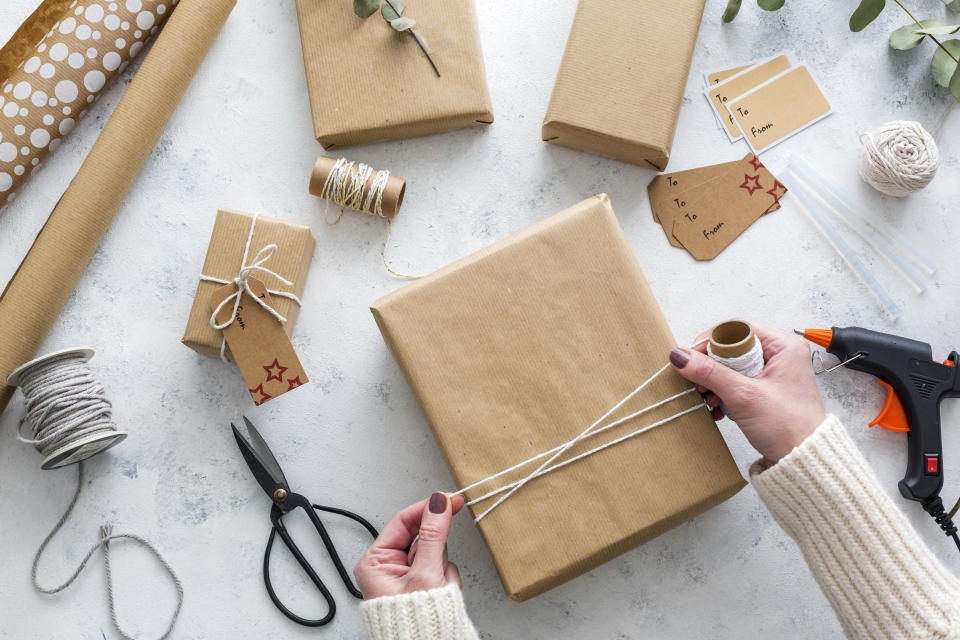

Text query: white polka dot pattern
(0, 0), (172, 202)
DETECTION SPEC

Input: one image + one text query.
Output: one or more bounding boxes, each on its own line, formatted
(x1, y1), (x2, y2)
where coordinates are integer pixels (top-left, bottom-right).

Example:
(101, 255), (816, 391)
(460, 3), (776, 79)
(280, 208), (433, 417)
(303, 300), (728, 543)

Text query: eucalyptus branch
(892, 0), (960, 63)
(384, 0), (440, 77)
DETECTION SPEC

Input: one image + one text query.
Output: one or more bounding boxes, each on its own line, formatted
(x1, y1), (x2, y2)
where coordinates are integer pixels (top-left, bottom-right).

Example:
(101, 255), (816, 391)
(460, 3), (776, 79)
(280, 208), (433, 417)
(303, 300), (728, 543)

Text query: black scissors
(231, 416), (379, 627)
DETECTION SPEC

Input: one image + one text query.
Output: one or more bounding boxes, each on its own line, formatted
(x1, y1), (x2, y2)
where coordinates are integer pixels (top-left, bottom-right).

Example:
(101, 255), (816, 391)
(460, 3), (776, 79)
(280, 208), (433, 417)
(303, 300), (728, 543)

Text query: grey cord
(32, 462), (184, 639)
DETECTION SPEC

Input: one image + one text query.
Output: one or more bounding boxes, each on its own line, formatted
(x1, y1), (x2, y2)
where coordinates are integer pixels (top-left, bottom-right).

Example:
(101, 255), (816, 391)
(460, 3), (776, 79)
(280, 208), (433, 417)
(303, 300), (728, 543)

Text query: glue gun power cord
(923, 496), (960, 554)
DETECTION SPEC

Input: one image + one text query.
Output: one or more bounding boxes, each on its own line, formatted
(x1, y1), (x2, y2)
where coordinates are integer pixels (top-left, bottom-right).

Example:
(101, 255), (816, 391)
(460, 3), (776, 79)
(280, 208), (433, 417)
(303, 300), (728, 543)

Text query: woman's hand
(355, 492), (466, 599)
(669, 323), (826, 466)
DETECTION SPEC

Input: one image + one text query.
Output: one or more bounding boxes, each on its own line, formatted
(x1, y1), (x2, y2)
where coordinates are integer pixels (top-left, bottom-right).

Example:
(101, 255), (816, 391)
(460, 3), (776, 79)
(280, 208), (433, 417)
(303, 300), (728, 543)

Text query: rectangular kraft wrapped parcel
(542, 0), (707, 170)
(182, 209), (315, 358)
(294, 0), (494, 149)
(371, 194), (745, 601)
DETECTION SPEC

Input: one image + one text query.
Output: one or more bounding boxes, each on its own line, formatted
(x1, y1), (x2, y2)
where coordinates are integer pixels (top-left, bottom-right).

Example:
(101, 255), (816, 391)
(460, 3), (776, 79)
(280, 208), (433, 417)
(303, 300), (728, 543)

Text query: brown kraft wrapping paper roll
(308, 156), (406, 219)
(0, 0), (173, 204)
(0, 0), (236, 415)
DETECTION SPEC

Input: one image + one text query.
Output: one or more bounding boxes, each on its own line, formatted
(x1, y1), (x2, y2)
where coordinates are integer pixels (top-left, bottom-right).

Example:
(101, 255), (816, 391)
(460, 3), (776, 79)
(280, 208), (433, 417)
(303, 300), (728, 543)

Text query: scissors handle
(263, 495), (379, 627)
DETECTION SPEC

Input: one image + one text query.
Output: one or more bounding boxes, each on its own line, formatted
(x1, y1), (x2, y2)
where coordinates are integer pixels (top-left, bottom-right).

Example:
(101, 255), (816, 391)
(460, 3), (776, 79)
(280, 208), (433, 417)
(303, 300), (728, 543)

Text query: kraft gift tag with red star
(211, 276), (309, 405)
(647, 153), (786, 261)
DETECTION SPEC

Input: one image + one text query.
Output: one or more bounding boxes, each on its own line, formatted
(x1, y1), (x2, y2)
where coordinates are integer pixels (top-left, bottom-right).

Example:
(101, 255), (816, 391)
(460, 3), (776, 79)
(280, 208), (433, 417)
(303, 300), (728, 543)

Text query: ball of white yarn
(858, 120), (939, 197)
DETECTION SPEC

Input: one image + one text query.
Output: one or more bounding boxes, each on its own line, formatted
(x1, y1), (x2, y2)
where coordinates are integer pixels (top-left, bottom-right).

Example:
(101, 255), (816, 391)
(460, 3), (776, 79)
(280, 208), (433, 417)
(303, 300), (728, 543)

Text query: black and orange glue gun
(798, 326), (960, 552)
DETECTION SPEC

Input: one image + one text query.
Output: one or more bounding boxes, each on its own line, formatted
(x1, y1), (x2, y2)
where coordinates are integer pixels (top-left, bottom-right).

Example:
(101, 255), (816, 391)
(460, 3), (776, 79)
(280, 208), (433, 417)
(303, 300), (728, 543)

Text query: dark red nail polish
(429, 492), (447, 514)
(670, 348), (690, 369)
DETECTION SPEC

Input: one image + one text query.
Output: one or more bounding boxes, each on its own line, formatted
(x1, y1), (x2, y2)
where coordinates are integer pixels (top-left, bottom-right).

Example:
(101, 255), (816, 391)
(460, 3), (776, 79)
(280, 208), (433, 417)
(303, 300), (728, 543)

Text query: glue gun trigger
(869, 380), (911, 433)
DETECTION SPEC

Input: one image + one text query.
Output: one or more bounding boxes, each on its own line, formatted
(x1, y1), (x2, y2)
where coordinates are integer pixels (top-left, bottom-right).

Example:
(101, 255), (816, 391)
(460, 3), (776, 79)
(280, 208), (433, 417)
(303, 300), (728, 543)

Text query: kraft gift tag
(727, 65), (832, 154)
(704, 62), (755, 129)
(211, 277), (309, 405)
(670, 156), (785, 260)
(705, 54), (794, 141)
(647, 158), (741, 246)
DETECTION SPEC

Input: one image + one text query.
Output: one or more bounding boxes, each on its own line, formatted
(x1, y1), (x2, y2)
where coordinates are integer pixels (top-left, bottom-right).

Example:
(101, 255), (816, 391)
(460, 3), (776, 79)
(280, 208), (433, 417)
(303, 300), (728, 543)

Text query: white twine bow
(198, 213), (302, 362)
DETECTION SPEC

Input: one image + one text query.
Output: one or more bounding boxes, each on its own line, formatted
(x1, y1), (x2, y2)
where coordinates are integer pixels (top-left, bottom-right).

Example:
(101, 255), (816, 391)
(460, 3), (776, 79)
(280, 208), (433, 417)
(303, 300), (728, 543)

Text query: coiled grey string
(13, 352), (183, 639)
(16, 353), (120, 457)
(32, 463), (183, 640)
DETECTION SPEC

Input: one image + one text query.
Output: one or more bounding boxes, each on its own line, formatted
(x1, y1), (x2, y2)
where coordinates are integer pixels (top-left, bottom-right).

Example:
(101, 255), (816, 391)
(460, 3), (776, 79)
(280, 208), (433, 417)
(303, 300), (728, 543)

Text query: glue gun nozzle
(793, 329), (804, 336)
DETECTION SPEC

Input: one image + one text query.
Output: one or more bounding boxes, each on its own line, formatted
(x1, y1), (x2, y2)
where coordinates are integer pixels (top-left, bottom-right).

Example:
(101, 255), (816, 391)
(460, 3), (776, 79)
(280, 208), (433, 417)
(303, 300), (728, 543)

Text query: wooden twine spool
(309, 156), (406, 219)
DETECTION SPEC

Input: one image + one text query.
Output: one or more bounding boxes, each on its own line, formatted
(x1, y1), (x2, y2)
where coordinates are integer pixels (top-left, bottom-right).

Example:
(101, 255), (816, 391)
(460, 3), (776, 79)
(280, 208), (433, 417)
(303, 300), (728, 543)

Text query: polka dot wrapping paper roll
(0, 0), (173, 205)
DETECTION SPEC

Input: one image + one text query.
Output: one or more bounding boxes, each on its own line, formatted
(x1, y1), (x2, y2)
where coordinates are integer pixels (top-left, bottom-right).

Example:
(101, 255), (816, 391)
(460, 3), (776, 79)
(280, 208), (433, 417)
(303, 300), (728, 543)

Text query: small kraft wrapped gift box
(182, 209), (314, 358)
(294, 0), (494, 149)
(371, 194), (745, 601)
(542, 0), (707, 170)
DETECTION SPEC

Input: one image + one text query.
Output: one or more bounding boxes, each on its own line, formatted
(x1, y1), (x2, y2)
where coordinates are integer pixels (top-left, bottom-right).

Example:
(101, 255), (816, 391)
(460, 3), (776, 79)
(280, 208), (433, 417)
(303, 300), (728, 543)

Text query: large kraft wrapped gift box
(371, 194), (745, 601)
(294, 0), (494, 149)
(542, 0), (706, 170)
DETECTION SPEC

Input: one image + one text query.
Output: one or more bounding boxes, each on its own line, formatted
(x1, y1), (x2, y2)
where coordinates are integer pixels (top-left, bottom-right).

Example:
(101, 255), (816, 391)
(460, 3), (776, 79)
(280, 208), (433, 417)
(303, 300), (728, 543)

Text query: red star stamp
(249, 384), (272, 406)
(748, 155), (764, 171)
(766, 179), (787, 203)
(263, 358), (287, 383)
(287, 376), (304, 391)
(739, 173), (763, 196)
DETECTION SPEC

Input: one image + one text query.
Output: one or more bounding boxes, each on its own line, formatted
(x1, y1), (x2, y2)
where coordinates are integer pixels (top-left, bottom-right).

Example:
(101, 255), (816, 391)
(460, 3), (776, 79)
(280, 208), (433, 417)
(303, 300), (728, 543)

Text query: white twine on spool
(858, 120), (940, 197)
(707, 336), (765, 378)
(319, 157), (392, 223)
(7, 348), (183, 640)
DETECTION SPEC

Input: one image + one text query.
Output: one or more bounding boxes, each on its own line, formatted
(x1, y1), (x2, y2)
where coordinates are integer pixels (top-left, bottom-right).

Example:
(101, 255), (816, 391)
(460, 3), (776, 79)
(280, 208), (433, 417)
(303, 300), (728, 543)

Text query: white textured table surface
(1, 1), (958, 638)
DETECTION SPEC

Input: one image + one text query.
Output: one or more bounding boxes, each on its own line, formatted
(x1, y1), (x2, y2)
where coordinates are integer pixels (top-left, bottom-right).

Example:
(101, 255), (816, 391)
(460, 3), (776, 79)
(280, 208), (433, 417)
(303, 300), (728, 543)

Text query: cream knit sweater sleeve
(360, 583), (480, 640)
(753, 413), (960, 640)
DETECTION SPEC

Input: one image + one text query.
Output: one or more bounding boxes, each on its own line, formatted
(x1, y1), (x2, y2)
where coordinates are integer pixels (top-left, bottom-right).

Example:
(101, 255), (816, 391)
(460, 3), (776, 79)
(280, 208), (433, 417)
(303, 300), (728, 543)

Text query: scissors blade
(231, 416), (290, 499)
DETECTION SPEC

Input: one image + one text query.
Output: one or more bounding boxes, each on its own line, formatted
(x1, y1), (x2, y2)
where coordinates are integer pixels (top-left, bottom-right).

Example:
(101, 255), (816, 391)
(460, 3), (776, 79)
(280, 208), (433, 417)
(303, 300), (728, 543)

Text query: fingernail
(429, 492), (447, 514)
(670, 348), (690, 369)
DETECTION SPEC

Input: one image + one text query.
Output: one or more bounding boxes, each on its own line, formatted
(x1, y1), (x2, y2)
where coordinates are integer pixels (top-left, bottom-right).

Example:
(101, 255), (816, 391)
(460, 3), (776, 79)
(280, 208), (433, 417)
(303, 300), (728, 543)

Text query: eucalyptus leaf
(943, 0), (960, 12)
(918, 24), (960, 36)
(931, 39), (960, 86)
(850, 0), (885, 32)
(353, 0), (380, 19)
(951, 63), (960, 100)
(381, 0), (404, 22)
(890, 19), (942, 50)
(757, 0), (785, 10)
(390, 16), (416, 31)
(722, 0), (743, 22)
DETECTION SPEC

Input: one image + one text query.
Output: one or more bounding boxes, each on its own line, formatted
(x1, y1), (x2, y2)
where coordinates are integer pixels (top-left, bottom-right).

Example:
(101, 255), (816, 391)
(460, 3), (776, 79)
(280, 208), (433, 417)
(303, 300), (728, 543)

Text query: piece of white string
(464, 338), (711, 524)
(198, 213), (302, 362)
(32, 462), (183, 640)
(463, 403), (705, 508)
(453, 386), (698, 500)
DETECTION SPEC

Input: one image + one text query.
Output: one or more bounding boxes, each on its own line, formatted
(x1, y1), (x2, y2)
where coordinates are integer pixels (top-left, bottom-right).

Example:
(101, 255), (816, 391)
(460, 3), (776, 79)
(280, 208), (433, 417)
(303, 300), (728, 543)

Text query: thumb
(670, 347), (752, 398)
(411, 492), (452, 574)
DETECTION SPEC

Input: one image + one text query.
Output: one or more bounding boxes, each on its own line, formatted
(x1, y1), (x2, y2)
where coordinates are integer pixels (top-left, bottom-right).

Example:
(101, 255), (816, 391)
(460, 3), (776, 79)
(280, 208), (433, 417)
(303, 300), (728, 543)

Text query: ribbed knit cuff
(752, 414), (960, 640)
(360, 583), (480, 640)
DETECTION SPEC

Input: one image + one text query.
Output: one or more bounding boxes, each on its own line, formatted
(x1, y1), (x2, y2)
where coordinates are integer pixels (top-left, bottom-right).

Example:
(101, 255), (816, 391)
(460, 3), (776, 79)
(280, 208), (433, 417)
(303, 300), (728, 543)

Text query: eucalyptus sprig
(722, 0), (960, 102)
(353, 0), (440, 77)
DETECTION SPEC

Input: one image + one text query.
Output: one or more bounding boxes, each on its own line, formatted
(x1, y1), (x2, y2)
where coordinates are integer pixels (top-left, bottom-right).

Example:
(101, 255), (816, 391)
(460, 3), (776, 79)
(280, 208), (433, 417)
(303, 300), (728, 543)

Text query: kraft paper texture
(0, 0), (172, 205)
(294, 0), (494, 149)
(183, 209), (315, 359)
(705, 54), (793, 141)
(542, 0), (706, 171)
(371, 194), (746, 601)
(0, 0), (236, 415)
